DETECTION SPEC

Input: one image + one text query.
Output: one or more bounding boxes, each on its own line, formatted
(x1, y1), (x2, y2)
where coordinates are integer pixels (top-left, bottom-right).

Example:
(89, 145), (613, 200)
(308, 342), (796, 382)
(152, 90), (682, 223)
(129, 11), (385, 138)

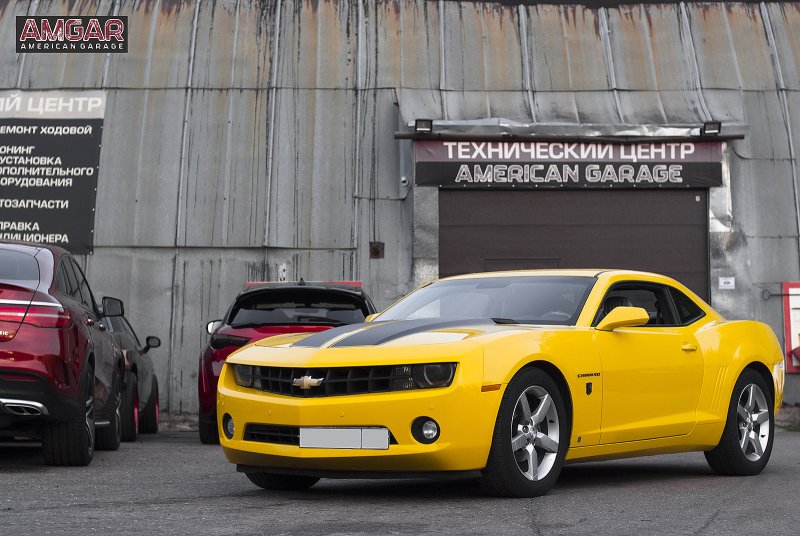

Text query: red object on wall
(781, 282), (800, 373)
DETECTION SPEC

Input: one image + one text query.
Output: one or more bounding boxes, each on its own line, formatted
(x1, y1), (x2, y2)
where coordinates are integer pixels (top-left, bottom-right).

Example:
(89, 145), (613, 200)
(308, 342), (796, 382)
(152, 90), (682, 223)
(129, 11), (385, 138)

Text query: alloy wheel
(511, 385), (560, 481)
(736, 383), (770, 462)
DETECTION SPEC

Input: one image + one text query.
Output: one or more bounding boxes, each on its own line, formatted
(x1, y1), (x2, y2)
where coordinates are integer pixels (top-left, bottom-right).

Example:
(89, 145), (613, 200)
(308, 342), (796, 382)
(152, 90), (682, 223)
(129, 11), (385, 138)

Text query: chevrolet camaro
(217, 270), (785, 497)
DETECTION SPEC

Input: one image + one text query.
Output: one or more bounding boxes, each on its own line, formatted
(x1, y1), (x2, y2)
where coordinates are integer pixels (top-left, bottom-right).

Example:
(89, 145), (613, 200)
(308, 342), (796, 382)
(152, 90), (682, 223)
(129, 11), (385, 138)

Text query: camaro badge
(292, 376), (324, 389)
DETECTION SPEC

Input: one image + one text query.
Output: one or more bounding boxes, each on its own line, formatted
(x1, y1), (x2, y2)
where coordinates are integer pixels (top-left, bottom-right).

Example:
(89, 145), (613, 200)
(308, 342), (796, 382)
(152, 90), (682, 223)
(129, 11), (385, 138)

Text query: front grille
(251, 365), (419, 398)
(244, 424), (299, 445)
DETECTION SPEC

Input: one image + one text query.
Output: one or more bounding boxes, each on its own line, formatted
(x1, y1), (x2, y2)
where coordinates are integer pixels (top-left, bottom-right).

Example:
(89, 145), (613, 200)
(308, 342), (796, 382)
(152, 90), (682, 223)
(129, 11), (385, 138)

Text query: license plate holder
(298, 427), (389, 450)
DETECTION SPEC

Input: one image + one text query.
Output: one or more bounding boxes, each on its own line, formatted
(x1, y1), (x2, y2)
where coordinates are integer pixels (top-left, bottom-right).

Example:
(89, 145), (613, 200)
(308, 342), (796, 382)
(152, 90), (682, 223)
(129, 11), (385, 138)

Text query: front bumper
(217, 355), (503, 474)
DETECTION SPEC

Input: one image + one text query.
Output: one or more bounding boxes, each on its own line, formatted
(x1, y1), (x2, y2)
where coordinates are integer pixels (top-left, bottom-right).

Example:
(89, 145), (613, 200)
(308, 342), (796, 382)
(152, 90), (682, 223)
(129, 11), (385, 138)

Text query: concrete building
(1, 0), (798, 413)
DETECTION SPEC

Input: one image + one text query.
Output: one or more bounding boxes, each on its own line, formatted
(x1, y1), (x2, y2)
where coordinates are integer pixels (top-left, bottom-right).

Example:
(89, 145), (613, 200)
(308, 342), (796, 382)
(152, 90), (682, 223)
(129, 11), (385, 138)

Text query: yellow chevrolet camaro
(217, 270), (785, 497)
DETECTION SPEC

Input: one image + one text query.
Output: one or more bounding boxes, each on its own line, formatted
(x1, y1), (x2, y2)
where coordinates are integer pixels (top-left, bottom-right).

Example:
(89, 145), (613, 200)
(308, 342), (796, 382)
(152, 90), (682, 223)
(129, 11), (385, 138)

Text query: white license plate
(298, 427), (389, 450)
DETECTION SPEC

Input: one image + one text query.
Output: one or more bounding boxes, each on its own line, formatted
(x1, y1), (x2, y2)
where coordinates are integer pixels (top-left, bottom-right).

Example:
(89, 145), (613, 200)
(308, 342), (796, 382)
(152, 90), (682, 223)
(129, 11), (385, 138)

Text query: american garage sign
(414, 140), (724, 189)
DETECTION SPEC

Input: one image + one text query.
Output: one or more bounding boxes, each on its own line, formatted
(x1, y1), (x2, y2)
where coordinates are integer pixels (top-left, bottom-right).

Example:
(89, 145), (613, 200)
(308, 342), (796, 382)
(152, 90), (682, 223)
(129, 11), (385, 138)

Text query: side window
(69, 258), (96, 310)
(594, 283), (678, 326)
(669, 287), (705, 325)
(55, 262), (71, 296)
(122, 318), (141, 347)
(61, 259), (83, 303)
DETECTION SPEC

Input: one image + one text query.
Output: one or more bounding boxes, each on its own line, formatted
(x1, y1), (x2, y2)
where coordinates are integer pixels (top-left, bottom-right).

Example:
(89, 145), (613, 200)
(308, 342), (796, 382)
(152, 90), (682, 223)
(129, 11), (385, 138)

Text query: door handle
(681, 343), (698, 352)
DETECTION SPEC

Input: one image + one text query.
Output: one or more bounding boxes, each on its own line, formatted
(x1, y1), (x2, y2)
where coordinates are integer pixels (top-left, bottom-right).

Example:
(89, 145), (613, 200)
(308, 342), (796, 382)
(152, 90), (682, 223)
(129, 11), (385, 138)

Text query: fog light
(222, 413), (234, 439)
(411, 416), (440, 444)
(422, 420), (438, 440)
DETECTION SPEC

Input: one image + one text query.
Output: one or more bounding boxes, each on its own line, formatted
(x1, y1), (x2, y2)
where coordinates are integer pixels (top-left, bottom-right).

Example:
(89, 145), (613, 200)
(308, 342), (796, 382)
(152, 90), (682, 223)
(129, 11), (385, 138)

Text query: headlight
(233, 364), (253, 387)
(411, 363), (456, 389)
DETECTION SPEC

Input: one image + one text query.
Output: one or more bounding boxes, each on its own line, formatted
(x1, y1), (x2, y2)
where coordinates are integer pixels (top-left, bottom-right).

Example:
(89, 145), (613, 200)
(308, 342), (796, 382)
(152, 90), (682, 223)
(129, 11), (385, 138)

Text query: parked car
(0, 242), (126, 465)
(102, 312), (161, 441)
(198, 281), (376, 444)
(216, 269), (784, 496)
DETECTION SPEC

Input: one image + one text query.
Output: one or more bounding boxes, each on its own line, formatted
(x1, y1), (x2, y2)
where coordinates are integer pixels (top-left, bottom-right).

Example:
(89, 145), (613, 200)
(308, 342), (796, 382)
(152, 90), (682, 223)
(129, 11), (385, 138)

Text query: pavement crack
(693, 508), (721, 535)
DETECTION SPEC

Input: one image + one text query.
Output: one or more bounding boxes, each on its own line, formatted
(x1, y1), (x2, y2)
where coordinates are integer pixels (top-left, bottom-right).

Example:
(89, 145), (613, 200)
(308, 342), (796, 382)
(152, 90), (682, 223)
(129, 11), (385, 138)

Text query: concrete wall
(1, 0), (799, 410)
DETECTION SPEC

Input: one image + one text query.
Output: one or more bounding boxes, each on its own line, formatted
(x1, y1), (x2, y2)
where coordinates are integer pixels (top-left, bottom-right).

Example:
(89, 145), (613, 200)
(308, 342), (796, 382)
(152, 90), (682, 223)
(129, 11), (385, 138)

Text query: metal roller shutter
(439, 189), (709, 300)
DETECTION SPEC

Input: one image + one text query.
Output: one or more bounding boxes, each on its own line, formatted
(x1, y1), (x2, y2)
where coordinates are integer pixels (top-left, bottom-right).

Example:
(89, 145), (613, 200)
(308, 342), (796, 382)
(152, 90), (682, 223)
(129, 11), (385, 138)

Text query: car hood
(227, 318), (575, 368)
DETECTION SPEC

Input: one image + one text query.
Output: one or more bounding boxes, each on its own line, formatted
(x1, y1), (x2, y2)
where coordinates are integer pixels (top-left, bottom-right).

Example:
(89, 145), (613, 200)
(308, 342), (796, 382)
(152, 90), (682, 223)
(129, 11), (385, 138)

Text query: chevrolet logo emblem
(292, 376), (324, 389)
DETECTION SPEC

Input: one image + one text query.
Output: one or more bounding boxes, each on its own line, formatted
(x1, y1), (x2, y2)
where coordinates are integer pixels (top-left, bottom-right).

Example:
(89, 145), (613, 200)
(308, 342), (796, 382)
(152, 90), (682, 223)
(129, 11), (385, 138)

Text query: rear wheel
(705, 369), (774, 476)
(139, 377), (159, 434)
(96, 371), (122, 451)
(481, 368), (569, 497)
(245, 472), (319, 491)
(199, 415), (219, 444)
(120, 372), (139, 442)
(41, 362), (95, 466)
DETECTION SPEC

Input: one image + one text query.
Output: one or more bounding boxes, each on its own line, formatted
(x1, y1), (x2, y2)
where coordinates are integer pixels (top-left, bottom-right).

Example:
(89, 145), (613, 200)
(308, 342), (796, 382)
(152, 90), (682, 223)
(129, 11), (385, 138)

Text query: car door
(594, 282), (704, 444)
(66, 258), (117, 411)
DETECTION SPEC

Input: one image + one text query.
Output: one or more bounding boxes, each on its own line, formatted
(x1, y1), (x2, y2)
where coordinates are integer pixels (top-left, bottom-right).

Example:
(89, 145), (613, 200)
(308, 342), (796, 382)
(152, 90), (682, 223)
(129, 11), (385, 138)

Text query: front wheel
(481, 368), (569, 497)
(139, 377), (159, 434)
(96, 371), (122, 451)
(245, 472), (319, 491)
(120, 372), (139, 442)
(704, 369), (774, 476)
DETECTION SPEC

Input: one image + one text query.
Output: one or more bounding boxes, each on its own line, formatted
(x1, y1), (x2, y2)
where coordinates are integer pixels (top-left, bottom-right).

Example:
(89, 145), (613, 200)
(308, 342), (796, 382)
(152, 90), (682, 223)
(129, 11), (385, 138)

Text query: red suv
(0, 242), (125, 465)
(198, 281), (376, 443)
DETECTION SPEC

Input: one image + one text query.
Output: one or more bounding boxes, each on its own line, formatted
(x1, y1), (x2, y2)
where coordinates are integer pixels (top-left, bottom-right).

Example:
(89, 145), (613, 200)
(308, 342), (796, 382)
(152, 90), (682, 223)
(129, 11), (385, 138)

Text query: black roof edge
(394, 132), (744, 142)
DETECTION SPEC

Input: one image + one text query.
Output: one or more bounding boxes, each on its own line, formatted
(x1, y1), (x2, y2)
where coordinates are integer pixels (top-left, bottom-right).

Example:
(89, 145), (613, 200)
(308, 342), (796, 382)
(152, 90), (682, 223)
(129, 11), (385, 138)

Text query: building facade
(1, 0), (798, 412)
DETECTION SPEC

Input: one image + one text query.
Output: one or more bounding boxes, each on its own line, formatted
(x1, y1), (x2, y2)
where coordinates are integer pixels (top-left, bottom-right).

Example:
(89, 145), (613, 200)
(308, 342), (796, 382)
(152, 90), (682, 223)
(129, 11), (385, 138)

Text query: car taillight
(22, 306), (73, 328)
(210, 334), (251, 350)
(0, 305), (28, 324)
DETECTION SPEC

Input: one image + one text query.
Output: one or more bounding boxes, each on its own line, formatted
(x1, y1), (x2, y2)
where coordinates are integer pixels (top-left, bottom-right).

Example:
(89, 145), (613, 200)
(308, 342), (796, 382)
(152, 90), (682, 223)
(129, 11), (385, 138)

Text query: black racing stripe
(330, 318), (492, 347)
(291, 323), (373, 348)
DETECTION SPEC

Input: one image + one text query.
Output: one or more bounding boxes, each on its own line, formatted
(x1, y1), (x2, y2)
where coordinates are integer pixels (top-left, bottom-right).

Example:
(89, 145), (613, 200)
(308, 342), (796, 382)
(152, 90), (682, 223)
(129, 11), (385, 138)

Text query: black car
(102, 314), (161, 441)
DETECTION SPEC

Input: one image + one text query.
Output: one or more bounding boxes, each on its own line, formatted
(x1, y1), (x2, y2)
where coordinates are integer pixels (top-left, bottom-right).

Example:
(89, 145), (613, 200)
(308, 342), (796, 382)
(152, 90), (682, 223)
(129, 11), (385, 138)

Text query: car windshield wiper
(491, 317), (520, 325)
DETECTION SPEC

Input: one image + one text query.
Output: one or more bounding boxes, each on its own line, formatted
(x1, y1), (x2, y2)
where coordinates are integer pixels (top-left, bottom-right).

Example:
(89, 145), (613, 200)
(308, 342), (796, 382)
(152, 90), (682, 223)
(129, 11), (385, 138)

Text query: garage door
(439, 189), (709, 300)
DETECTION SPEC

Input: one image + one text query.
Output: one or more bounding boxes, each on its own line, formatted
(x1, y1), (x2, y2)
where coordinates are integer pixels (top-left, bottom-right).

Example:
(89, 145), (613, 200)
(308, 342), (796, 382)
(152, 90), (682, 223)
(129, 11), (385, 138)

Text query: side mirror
(596, 306), (650, 332)
(102, 296), (124, 317)
(364, 313), (379, 323)
(142, 336), (161, 354)
(206, 320), (223, 334)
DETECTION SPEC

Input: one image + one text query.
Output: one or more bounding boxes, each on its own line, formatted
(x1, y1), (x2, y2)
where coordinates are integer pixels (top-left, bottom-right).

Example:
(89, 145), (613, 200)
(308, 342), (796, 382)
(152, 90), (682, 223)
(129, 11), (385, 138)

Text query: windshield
(228, 289), (368, 327)
(378, 276), (596, 325)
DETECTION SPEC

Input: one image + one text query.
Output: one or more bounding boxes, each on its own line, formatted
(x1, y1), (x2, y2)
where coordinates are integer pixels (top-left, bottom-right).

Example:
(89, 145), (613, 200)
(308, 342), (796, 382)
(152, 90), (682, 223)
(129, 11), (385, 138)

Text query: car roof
(441, 269), (606, 280)
(237, 283), (372, 303)
(0, 240), (68, 257)
(441, 269), (671, 281)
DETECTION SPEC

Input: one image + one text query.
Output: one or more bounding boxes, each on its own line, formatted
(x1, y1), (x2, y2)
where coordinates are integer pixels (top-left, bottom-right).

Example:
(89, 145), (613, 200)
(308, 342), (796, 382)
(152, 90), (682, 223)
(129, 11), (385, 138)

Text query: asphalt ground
(1, 428), (798, 536)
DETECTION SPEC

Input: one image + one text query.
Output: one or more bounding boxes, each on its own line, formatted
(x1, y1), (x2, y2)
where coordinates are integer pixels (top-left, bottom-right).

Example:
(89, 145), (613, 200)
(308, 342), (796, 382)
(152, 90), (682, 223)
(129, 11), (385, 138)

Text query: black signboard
(414, 140), (725, 189)
(0, 91), (105, 254)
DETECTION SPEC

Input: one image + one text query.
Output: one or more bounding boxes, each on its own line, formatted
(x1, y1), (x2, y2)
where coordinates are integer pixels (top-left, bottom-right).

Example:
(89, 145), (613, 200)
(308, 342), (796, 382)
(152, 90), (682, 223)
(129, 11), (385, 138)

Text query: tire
(139, 377), (159, 434)
(480, 367), (569, 498)
(120, 371), (139, 442)
(41, 362), (95, 466)
(245, 472), (319, 491)
(96, 370), (122, 451)
(704, 369), (774, 476)
(199, 415), (220, 445)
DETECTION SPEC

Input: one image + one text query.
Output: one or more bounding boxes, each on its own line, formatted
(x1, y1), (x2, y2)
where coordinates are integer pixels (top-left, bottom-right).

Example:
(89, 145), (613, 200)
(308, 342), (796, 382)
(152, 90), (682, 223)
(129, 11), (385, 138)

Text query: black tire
(41, 362), (95, 466)
(199, 415), (220, 445)
(120, 371), (139, 442)
(96, 370), (122, 451)
(480, 367), (569, 498)
(245, 472), (319, 491)
(139, 377), (159, 434)
(704, 369), (774, 476)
